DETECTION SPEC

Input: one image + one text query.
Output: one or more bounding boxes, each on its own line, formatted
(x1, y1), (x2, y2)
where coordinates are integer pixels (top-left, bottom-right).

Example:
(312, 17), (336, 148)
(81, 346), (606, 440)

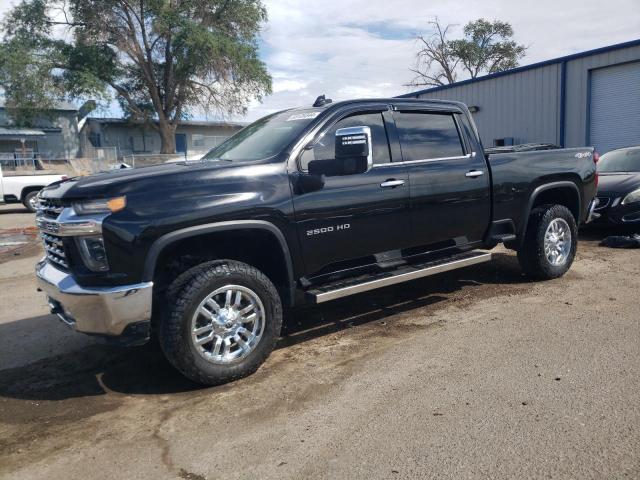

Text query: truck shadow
(0, 251), (531, 401)
(279, 251), (528, 347)
(0, 206), (31, 215)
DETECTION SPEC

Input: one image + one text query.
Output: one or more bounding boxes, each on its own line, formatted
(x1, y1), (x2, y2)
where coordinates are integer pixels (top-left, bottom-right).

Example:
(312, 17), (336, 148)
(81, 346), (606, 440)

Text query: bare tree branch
(407, 17), (527, 88)
(406, 18), (458, 88)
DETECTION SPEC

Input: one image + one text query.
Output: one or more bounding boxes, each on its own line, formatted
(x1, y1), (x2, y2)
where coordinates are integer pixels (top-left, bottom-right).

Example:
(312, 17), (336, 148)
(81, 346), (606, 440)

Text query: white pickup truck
(0, 166), (66, 212)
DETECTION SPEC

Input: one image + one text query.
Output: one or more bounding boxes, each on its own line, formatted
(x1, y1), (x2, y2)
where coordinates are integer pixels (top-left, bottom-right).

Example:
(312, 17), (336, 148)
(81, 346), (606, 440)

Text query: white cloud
(251, 0), (640, 120)
(272, 79), (308, 93)
(0, 0), (15, 11)
(0, 0), (637, 121)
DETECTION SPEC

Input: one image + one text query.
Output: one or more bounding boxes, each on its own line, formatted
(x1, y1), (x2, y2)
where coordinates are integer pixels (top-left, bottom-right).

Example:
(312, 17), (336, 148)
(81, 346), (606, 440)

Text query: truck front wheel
(517, 204), (578, 280)
(159, 260), (282, 386)
(23, 190), (40, 213)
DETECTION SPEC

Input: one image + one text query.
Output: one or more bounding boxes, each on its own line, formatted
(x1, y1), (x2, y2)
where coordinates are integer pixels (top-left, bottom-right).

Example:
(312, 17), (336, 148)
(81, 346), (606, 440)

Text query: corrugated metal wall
(564, 44), (640, 148)
(416, 64), (562, 147)
(407, 42), (640, 149)
(589, 61), (640, 153)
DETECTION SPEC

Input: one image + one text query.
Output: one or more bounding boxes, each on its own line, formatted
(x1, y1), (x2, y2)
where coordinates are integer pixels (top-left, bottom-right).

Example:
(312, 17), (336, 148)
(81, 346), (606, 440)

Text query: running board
(308, 251), (492, 304)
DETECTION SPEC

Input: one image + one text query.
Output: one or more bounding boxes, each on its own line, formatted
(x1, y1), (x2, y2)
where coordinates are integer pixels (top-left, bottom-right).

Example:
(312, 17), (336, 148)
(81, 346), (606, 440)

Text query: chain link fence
(0, 158), (75, 176)
(120, 152), (189, 169)
(0, 146), (214, 177)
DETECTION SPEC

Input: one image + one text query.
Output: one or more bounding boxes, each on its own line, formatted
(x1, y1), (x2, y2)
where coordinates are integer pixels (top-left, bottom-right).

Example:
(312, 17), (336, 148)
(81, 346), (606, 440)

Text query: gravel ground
(0, 204), (35, 230)
(0, 207), (638, 480)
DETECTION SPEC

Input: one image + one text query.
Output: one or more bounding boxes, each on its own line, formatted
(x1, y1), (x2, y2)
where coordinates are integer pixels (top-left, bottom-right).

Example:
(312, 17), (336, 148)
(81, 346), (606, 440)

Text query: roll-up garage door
(589, 61), (640, 154)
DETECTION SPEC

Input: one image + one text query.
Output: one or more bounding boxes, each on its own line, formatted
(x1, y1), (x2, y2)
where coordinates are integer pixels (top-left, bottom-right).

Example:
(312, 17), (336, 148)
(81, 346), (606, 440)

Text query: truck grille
(37, 198), (65, 218)
(36, 198), (70, 270)
(41, 233), (69, 270)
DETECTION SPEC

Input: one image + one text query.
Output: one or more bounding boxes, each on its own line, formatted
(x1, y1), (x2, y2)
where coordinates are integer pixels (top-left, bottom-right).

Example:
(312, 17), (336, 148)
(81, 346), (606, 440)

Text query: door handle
(380, 179), (405, 188)
(465, 170), (484, 178)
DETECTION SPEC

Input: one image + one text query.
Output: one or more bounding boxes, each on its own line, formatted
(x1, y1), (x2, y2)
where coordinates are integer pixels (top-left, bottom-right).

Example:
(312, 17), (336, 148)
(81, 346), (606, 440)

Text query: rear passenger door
(392, 109), (491, 249)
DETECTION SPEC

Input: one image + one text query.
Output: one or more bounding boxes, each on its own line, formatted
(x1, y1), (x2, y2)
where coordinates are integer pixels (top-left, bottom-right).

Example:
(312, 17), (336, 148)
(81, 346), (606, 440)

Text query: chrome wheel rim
(191, 285), (265, 364)
(28, 194), (38, 211)
(544, 218), (572, 266)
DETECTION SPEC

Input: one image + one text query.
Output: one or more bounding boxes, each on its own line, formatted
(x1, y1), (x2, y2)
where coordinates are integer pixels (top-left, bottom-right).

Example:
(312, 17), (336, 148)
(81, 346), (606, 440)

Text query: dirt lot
(0, 205), (638, 480)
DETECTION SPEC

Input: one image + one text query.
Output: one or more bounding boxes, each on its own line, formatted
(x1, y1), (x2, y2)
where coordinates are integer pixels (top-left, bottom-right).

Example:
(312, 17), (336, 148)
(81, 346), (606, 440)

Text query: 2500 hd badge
(307, 223), (351, 236)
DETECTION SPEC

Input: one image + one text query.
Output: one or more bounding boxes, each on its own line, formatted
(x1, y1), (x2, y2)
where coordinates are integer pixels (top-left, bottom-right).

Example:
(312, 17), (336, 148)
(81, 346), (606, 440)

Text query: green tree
(409, 18), (527, 88)
(450, 19), (527, 79)
(0, 0), (272, 153)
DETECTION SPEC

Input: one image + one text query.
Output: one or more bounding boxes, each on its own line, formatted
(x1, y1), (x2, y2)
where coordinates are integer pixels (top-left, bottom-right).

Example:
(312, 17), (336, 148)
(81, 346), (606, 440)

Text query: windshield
(202, 109), (322, 162)
(599, 147), (640, 173)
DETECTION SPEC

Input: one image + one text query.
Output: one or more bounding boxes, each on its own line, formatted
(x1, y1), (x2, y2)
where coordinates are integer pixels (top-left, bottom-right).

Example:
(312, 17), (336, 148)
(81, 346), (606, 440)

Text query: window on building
(192, 134), (228, 149)
(192, 134), (205, 147)
(129, 136), (146, 152)
(88, 132), (101, 147)
(394, 112), (464, 161)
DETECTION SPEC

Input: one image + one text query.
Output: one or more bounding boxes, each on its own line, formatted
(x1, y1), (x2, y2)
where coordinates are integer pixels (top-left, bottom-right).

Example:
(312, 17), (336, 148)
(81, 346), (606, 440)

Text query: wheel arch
(20, 185), (44, 201)
(143, 220), (296, 307)
(517, 181), (581, 247)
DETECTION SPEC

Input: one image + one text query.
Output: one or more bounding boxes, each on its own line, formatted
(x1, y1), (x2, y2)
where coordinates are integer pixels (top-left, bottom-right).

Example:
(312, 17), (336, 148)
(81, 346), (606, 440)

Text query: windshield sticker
(286, 112), (321, 122)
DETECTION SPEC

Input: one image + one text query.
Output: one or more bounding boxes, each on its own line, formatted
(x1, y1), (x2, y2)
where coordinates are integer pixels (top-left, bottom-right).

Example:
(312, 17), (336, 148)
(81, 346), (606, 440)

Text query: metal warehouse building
(399, 39), (640, 154)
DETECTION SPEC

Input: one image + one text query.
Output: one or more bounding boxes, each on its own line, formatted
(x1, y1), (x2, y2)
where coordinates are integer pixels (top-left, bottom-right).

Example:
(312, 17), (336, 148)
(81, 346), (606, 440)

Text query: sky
(0, 0), (639, 122)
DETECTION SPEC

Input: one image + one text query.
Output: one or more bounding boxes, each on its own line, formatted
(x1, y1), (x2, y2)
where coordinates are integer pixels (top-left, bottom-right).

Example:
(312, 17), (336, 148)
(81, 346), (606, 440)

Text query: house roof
(87, 117), (246, 128)
(0, 127), (47, 139)
(397, 38), (640, 98)
(0, 100), (78, 112)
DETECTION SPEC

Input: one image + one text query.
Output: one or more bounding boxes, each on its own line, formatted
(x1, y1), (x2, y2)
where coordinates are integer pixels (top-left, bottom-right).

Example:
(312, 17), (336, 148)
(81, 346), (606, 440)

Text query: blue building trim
(585, 70), (593, 147)
(559, 61), (567, 147)
(397, 38), (640, 98)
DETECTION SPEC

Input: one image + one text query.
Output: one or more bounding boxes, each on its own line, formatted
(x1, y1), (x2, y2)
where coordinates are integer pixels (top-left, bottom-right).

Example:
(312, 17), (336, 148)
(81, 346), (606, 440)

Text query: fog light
(76, 236), (109, 272)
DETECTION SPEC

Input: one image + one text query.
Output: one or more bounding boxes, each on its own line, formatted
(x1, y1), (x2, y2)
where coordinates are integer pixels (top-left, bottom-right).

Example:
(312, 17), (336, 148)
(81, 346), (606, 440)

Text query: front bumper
(36, 259), (153, 340)
(591, 198), (640, 226)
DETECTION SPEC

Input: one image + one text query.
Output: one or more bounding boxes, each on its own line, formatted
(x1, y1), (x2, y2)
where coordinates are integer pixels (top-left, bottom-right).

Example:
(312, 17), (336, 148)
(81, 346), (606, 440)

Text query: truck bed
(488, 147), (598, 236)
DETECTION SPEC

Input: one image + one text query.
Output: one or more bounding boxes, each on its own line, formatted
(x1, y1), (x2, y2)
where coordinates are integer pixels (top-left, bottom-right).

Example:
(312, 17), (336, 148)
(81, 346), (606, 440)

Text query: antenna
(313, 95), (333, 107)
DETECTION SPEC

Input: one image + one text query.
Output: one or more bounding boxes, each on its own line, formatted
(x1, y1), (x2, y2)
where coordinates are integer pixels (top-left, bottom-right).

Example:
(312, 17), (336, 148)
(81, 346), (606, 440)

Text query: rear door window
(394, 112), (464, 161)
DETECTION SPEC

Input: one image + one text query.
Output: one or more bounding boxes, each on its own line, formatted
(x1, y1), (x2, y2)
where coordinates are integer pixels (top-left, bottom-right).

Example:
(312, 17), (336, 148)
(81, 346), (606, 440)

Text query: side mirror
(307, 126), (372, 177)
(335, 125), (372, 173)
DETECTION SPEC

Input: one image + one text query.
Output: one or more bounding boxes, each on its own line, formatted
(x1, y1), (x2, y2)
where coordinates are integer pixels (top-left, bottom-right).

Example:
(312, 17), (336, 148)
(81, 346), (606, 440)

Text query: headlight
(621, 188), (640, 205)
(75, 236), (110, 272)
(73, 196), (126, 215)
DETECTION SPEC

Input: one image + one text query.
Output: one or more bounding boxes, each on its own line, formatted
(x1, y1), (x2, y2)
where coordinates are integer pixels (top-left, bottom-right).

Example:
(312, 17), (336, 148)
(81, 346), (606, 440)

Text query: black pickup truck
(36, 98), (598, 385)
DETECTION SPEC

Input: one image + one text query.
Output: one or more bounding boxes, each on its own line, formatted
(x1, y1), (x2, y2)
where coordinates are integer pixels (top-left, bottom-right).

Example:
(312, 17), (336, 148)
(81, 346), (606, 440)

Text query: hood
(597, 172), (640, 196)
(40, 161), (235, 200)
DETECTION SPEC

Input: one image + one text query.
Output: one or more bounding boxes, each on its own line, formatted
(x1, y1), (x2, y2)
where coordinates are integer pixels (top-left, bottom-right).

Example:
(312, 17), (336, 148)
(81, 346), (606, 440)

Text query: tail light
(593, 151), (600, 188)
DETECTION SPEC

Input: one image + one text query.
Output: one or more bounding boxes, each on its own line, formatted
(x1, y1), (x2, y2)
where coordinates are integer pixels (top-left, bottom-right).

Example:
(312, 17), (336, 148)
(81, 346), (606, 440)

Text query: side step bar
(308, 251), (492, 304)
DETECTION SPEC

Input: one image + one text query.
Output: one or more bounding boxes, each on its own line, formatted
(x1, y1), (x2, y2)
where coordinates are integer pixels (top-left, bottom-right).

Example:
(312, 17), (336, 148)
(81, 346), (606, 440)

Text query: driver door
(291, 109), (411, 277)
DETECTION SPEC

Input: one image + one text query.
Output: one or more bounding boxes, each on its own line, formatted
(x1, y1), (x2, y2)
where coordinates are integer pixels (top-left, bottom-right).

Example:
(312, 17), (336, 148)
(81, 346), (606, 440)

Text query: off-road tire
(23, 190), (39, 213)
(159, 260), (282, 385)
(517, 204), (578, 280)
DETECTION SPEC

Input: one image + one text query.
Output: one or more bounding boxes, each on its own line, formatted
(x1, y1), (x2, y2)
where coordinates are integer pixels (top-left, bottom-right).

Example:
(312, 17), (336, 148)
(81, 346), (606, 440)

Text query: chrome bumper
(36, 259), (153, 337)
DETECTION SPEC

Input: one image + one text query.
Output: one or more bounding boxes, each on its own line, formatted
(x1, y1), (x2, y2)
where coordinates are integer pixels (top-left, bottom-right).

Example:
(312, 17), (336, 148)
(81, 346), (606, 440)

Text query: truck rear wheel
(517, 204), (578, 280)
(159, 260), (282, 386)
